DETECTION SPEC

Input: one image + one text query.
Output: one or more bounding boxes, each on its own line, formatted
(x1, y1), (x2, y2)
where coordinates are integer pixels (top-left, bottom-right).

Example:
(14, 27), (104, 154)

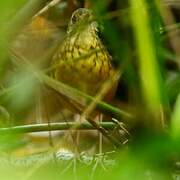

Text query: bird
(51, 8), (116, 109)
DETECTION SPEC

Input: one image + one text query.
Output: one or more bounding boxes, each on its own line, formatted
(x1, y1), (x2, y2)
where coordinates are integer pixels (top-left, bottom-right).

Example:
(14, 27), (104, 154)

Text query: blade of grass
(130, 0), (164, 127)
(40, 73), (132, 120)
(0, 122), (116, 134)
(171, 93), (180, 138)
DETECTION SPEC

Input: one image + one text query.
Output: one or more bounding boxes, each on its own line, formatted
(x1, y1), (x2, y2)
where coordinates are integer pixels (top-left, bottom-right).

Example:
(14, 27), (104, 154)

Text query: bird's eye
(71, 15), (77, 24)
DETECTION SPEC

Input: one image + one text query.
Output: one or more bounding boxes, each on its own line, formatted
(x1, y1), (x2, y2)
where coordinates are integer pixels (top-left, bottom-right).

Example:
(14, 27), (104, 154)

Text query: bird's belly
(54, 53), (111, 96)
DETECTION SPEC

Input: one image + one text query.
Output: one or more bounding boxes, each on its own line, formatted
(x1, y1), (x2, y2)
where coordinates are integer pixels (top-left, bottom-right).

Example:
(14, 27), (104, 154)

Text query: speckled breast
(52, 28), (114, 97)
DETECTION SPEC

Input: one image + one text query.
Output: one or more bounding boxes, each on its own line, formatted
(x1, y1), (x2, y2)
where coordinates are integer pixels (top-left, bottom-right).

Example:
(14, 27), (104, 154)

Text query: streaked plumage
(52, 8), (115, 99)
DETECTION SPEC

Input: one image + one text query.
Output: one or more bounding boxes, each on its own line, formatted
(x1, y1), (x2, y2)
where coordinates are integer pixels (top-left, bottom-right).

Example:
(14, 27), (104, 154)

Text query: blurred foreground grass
(0, 0), (179, 179)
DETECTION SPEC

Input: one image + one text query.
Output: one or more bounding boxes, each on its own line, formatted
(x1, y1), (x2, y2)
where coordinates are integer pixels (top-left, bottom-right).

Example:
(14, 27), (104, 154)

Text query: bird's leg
(76, 114), (80, 154)
(73, 113), (82, 156)
(35, 89), (43, 124)
(98, 114), (103, 155)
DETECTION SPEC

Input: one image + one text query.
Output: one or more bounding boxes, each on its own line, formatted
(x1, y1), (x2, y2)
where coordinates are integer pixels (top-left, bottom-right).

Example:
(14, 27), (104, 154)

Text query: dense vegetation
(0, 0), (179, 179)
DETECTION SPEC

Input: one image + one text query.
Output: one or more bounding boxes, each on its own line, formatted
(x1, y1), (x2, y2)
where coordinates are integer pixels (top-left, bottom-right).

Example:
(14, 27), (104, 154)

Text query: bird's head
(67, 8), (98, 35)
